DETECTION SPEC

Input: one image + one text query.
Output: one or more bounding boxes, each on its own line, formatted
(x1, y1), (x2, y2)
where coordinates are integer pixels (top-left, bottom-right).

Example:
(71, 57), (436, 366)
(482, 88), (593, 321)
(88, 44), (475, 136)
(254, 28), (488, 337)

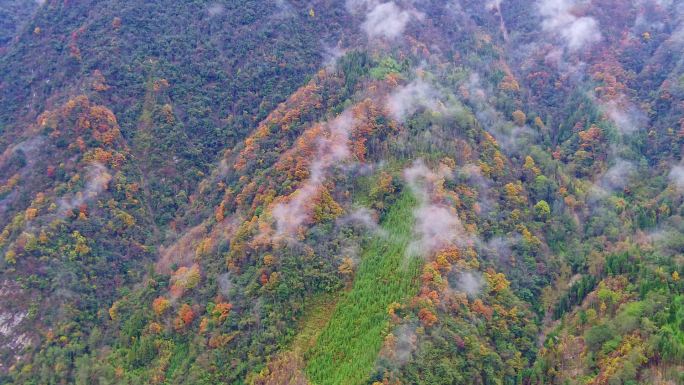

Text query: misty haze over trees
(0, 0), (683, 384)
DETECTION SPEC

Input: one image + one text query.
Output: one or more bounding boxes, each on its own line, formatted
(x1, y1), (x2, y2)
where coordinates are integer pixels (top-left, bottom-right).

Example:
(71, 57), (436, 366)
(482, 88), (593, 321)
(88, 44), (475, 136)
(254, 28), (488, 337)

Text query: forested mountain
(0, 0), (39, 51)
(0, 1), (682, 384)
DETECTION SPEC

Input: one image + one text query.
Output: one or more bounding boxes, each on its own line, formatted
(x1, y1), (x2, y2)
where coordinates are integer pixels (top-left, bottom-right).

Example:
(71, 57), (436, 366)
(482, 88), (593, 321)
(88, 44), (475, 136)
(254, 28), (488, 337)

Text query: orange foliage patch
(418, 308), (438, 327)
(212, 302), (232, 323)
(235, 71), (329, 171)
(169, 264), (201, 298)
(174, 304), (195, 331)
(471, 299), (493, 320)
(152, 296), (170, 316)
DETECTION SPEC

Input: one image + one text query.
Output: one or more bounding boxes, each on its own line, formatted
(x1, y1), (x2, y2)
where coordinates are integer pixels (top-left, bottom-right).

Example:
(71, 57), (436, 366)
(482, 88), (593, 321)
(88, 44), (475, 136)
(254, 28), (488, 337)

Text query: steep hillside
(0, 1), (683, 384)
(0, 0), (39, 51)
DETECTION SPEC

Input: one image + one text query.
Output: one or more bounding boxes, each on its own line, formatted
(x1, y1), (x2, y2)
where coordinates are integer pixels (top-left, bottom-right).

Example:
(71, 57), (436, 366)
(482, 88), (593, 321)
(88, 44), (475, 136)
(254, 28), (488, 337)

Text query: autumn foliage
(174, 304), (195, 331)
(152, 297), (170, 316)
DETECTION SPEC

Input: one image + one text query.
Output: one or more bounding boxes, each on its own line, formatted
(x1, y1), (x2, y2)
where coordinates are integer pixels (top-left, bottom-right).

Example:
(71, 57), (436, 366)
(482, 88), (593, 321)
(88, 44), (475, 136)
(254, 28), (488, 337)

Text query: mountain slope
(1, 1), (683, 384)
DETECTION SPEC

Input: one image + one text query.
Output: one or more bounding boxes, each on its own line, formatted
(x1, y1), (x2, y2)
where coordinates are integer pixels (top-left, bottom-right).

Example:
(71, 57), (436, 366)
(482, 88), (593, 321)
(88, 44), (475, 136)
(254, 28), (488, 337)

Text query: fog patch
(589, 159), (636, 199)
(363, 2), (419, 40)
(404, 160), (472, 258)
(58, 163), (112, 214)
(464, 73), (536, 153)
(669, 164), (684, 190)
(337, 207), (387, 237)
(453, 270), (483, 297)
(348, 0), (424, 41)
(481, 235), (518, 265)
(403, 159), (452, 201)
(274, 0), (295, 18)
(272, 111), (357, 238)
(486, 0), (502, 10)
(156, 223), (207, 274)
(600, 159), (636, 191)
(322, 44), (347, 69)
(389, 323), (418, 364)
(602, 98), (647, 135)
(539, 0), (602, 51)
(272, 183), (321, 238)
(409, 204), (465, 256)
(217, 272), (234, 297)
(386, 78), (443, 122)
(456, 163), (496, 216)
(207, 3), (225, 17)
(0, 137), (44, 170)
(378, 322), (419, 367)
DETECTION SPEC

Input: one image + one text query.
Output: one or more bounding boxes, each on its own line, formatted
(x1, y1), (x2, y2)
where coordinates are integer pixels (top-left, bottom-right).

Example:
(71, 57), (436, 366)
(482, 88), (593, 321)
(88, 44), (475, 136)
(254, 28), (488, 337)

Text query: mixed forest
(0, 0), (683, 384)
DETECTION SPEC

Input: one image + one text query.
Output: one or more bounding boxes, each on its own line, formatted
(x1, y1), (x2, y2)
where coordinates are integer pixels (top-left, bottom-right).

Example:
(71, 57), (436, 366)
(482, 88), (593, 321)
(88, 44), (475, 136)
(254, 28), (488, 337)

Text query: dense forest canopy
(0, 0), (683, 384)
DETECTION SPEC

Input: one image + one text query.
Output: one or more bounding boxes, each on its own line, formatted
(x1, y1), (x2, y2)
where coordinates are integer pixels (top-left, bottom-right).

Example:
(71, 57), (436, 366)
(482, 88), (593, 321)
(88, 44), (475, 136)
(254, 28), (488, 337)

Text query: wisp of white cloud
(539, 0), (602, 51)
(386, 78), (442, 122)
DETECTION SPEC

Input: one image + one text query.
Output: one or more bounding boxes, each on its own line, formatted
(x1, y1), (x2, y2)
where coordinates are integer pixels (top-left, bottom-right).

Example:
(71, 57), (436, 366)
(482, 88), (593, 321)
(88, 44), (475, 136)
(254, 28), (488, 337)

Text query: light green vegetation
(305, 191), (422, 385)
